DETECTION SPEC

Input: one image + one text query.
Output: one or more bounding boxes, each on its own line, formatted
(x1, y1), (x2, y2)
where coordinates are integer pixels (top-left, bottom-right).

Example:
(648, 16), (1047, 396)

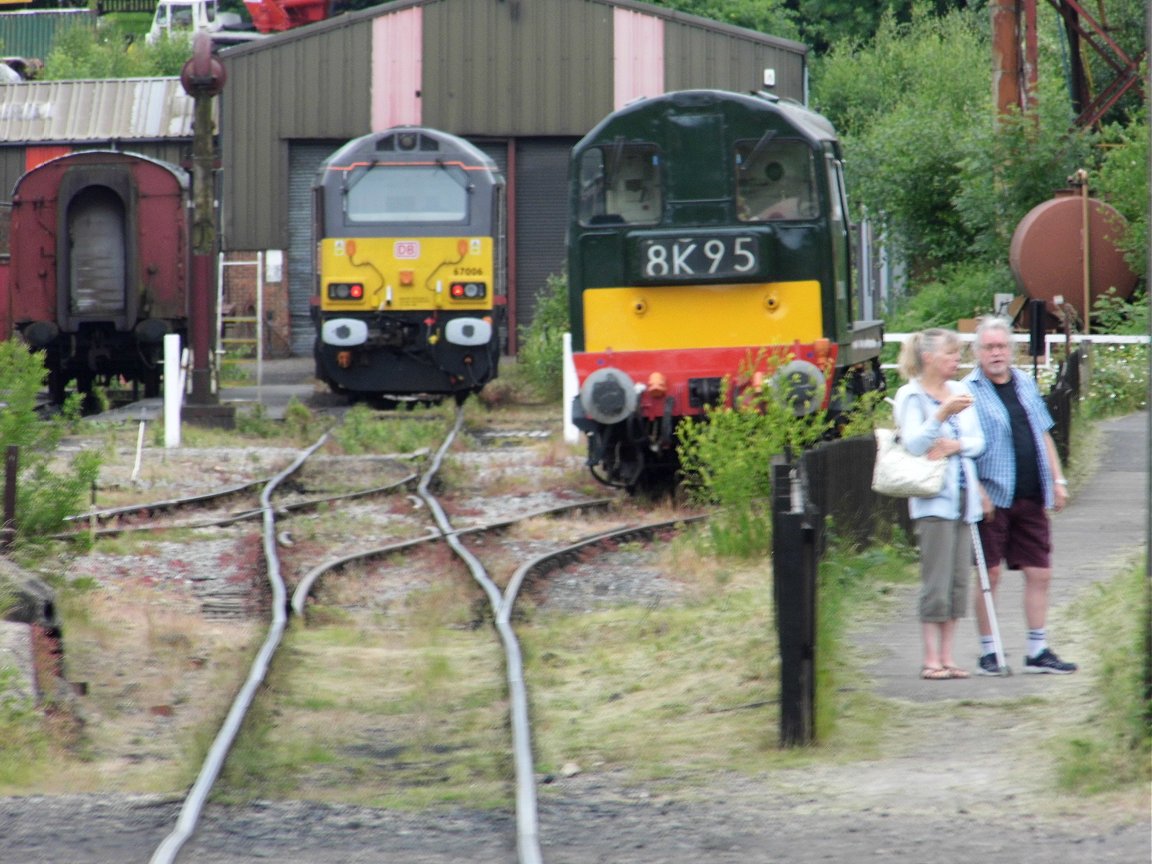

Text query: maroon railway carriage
(6, 150), (190, 403)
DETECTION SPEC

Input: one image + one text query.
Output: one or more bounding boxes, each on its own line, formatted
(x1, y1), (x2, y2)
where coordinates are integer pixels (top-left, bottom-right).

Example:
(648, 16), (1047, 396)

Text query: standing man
(964, 316), (1077, 674)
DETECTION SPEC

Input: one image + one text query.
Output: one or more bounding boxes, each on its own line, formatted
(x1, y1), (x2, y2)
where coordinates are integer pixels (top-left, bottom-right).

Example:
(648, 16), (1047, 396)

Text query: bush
(678, 375), (832, 557)
(0, 342), (102, 545)
(516, 273), (569, 402)
(885, 259), (1012, 331)
(1081, 343), (1149, 419)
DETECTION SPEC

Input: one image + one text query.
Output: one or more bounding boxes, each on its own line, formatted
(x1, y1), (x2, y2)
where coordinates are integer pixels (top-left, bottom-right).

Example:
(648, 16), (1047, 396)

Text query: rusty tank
(1009, 187), (1137, 329)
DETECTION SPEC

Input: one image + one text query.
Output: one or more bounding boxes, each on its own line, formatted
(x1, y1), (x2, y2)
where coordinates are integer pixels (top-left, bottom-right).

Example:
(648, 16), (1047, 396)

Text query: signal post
(181, 33), (235, 427)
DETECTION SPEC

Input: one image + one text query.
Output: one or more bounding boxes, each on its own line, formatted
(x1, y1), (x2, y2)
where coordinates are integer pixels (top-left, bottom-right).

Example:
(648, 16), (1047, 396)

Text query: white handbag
(871, 427), (948, 498)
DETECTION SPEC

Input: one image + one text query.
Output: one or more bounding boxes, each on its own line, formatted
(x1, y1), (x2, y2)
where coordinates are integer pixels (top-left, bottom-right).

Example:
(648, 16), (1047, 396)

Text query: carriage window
(735, 139), (819, 222)
(578, 143), (661, 226)
(344, 165), (469, 224)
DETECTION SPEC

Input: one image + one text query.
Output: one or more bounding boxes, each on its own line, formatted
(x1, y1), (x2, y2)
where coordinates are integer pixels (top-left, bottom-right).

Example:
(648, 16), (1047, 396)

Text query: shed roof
(220, 0), (806, 58)
(0, 77), (197, 143)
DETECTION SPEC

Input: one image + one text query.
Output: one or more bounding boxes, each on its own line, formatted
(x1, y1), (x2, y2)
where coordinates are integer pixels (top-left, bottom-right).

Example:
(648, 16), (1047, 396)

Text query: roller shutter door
(287, 142), (342, 356)
(512, 138), (577, 346)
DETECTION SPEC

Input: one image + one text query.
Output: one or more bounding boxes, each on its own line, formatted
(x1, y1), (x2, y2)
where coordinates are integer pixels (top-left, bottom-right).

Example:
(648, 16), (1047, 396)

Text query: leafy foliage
(954, 93), (1095, 263)
(814, 9), (992, 268)
(1090, 287), (1149, 337)
(41, 23), (190, 79)
(1094, 106), (1149, 280)
(678, 374), (831, 557)
(1079, 343), (1150, 419)
(516, 272), (569, 403)
(0, 342), (101, 545)
(884, 259), (1014, 330)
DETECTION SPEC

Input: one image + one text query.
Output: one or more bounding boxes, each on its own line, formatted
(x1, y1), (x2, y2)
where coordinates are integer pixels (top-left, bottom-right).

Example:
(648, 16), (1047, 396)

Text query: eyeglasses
(978, 343), (1011, 352)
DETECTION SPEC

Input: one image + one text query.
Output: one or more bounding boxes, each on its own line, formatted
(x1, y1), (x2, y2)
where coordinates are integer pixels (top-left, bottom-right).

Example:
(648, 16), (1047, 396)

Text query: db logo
(394, 241), (420, 259)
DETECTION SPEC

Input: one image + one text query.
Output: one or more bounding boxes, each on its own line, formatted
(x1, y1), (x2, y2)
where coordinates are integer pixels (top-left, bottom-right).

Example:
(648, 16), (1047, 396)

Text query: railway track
(123, 407), (705, 863)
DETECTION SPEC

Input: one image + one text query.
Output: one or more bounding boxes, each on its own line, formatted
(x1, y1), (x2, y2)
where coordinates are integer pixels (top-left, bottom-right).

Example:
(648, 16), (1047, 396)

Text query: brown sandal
(944, 666), (970, 679)
(920, 666), (950, 680)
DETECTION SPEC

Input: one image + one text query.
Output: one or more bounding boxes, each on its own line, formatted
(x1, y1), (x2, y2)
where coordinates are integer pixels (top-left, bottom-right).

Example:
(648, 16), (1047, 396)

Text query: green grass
(1055, 555), (1150, 794)
(216, 580), (513, 808)
(815, 536), (918, 740)
(0, 667), (49, 786)
(525, 589), (781, 781)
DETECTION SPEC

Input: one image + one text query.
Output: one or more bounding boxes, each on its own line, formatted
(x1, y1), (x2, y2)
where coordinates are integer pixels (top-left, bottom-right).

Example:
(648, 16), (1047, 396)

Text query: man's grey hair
(975, 315), (1012, 343)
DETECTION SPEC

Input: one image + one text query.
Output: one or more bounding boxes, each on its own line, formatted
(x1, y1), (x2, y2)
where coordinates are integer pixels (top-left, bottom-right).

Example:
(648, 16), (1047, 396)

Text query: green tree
(953, 81), (1096, 263)
(1094, 103), (1149, 280)
(788, 0), (979, 54)
(517, 273), (570, 402)
(814, 8), (992, 269)
(642, 0), (799, 41)
(41, 23), (190, 80)
(0, 342), (101, 544)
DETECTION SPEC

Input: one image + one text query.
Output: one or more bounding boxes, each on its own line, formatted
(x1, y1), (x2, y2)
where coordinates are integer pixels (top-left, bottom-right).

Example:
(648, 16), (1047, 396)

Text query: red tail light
(449, 281), (486, 299)
(328, 283), (365, 300)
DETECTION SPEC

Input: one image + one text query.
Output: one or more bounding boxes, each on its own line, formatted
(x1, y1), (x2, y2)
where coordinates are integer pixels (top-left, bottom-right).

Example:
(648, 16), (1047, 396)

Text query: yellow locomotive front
(313, 128), (505, 402)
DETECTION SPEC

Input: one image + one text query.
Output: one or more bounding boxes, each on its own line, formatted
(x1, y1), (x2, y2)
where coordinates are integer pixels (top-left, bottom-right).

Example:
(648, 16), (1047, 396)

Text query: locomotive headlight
(322, 318), (369, 347)
(450, 281), (486, 299)
(772, 360), (826, 416)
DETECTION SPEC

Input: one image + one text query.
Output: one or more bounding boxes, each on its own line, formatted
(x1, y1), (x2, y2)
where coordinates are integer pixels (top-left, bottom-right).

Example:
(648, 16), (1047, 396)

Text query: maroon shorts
(977, 497), (1051, 571)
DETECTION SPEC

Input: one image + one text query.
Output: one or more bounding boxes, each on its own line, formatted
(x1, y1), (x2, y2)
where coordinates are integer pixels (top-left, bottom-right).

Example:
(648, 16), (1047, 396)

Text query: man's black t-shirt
(993, 379), (1041, 501)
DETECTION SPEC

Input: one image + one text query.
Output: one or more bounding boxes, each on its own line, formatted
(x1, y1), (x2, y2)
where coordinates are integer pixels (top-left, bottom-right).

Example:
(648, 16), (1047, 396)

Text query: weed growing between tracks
(220, 571), (513, 809)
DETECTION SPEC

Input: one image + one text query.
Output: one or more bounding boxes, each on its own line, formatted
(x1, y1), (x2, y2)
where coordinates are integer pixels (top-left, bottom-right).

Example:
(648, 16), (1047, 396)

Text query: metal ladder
(216, 251), (264, 386)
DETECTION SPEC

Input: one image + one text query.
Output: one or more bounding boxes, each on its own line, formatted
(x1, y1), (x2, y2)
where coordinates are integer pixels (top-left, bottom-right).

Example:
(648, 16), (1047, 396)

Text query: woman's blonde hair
(897, 327), (960, 379)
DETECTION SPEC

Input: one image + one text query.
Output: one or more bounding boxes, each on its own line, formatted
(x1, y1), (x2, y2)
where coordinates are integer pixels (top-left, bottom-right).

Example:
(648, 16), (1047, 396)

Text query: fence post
(771, 460), (821, 747)
(2, 445), (17, 553)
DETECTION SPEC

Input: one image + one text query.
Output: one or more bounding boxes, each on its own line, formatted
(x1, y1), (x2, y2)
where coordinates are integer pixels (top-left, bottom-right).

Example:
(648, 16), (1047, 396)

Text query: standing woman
(894, 329), (985, 680)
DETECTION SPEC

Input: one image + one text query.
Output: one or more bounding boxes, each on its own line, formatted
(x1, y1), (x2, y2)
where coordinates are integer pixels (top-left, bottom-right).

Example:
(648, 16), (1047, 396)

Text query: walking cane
(970, 523), (1010, 675)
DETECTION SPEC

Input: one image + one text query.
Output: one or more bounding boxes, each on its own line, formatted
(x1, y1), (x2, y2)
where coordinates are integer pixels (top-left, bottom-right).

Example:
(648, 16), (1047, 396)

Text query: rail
(149, 433), (330, 864)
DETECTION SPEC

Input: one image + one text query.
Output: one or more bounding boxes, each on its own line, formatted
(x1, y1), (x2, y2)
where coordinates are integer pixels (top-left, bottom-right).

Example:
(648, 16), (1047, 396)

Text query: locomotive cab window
(735, 140), (819, 222)
(344, 165), (469, 224)
(578, 143), (661, 226)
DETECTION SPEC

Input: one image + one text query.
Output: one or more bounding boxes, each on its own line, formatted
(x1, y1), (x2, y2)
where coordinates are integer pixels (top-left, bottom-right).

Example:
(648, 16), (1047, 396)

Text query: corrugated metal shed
(221, 0), (805, 250)
(218, 0), (809, 353)
(0, 9), (94, 62)
(0, 78), (198, 142)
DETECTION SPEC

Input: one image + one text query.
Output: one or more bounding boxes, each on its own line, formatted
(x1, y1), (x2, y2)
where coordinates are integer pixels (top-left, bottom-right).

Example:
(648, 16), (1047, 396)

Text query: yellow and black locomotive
(312, 127), (505, 404)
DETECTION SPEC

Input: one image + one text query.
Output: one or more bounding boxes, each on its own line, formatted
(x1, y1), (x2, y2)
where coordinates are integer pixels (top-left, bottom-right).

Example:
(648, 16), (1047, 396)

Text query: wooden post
(2, 445), (17, 552)
(771, 461), (820, 746)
